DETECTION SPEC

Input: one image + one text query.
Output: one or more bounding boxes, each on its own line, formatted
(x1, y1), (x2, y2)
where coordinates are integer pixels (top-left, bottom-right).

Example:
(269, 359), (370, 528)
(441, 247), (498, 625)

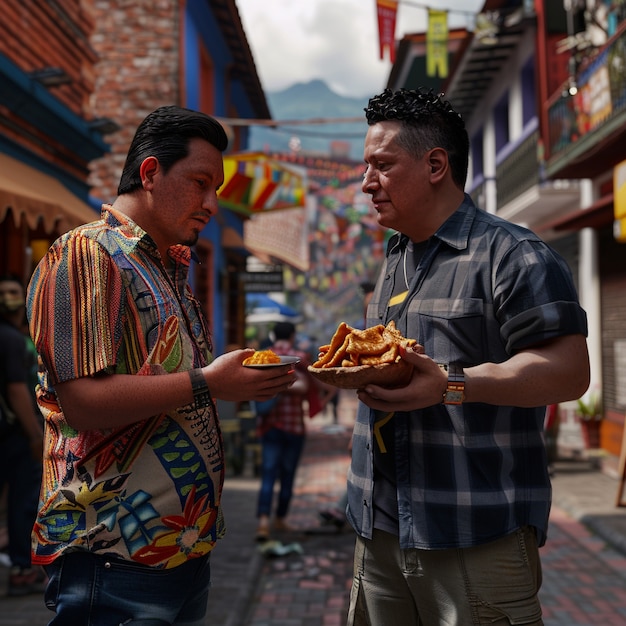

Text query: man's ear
(427, 148), (448, 183)
(139, 156), (159, 190)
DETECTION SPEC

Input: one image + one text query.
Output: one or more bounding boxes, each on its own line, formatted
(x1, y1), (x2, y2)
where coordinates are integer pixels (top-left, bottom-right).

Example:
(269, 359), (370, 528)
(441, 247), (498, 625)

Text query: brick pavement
(3, 391), (626, 626)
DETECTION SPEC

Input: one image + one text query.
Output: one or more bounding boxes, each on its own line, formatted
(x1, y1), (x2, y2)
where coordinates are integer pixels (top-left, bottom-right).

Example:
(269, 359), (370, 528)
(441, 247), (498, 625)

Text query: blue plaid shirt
(346, 195), (588, 550)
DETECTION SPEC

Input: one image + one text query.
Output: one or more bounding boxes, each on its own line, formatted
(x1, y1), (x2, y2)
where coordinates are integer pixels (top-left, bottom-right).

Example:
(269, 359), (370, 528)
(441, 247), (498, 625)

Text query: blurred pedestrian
(255, 321), (313, 541)
(26, 106), (295, 624)
(347, 88), (590, 625)
(0, 274), (45, 596)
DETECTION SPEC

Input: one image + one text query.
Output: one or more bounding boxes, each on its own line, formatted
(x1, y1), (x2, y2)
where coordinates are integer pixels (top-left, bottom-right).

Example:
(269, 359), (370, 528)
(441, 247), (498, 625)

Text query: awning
(218, 153), (307, 216)
(536, 193), (614, 233)
(0, 153), (97, 234)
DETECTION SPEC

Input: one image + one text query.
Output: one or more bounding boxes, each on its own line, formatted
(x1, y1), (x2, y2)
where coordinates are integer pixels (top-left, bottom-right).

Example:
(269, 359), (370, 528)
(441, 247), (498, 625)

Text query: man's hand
(204, 349), (296, 402)
(357, 343), (445, 411)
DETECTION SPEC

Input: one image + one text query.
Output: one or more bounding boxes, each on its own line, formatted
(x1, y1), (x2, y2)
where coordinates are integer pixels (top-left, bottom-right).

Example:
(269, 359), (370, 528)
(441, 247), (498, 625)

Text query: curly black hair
(364, 88), (469, 189)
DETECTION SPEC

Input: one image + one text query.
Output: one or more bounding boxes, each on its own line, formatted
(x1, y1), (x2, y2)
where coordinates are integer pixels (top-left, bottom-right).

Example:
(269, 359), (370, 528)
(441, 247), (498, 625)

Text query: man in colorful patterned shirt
(346, 89), (590, 625)
(27, 106), (296, 625)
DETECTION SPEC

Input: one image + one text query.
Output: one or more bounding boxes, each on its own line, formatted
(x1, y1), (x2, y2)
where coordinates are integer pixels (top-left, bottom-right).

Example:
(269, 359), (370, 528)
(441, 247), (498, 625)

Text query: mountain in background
(248, 79), (370, 160)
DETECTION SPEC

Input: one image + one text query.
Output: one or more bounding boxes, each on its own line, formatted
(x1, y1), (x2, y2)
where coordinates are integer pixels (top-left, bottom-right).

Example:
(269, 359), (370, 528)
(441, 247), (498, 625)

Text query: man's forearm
(55, 370), (195, 431)
(465, 334), (590, 407)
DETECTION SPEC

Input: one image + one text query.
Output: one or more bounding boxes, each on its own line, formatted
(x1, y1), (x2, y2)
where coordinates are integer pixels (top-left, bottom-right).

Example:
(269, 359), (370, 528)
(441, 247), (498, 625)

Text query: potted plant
(576, 389), (603, 449)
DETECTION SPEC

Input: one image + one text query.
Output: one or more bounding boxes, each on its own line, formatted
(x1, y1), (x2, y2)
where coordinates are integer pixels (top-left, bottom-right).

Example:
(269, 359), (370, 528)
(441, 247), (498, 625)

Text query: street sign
(240, 271), (284, 293)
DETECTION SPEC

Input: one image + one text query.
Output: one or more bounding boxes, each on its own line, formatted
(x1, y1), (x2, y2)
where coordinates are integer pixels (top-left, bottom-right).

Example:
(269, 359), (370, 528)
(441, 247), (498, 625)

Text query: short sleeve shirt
(27, 206), (224, 568)
(346, 195), (588, 550)
(257, 340), (310, 437)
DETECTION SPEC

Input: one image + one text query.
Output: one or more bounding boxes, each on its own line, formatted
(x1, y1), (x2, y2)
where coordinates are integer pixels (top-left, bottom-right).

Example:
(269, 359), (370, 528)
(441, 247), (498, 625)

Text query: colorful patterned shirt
(346, 195), (588, 550)
(27, 205), (224, 569)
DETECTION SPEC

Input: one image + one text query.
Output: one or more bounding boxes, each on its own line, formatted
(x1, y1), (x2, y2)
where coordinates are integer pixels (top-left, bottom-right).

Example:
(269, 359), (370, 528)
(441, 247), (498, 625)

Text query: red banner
(376, 0), (398, 62)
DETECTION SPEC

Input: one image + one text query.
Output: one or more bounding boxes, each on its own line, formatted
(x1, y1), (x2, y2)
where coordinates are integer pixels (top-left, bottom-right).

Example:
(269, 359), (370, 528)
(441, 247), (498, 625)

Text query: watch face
(444, 390), (464, 405)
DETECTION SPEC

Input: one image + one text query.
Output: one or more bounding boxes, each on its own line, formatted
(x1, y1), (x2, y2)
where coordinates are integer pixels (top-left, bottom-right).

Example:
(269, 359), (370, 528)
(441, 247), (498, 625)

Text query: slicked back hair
(117, 106), (229, 196)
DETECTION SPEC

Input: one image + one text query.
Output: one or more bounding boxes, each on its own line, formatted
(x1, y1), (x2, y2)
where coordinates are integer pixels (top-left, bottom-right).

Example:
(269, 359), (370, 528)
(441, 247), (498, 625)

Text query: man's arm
(357, 334), (590, 411)
(55, 349), (296, 431)
(463, 334), (589, 406)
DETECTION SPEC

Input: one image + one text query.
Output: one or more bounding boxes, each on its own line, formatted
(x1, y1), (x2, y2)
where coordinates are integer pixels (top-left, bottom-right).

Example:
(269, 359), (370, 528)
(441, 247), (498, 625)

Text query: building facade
(0, 0), (270, 355)
(0, 0), (109, 285)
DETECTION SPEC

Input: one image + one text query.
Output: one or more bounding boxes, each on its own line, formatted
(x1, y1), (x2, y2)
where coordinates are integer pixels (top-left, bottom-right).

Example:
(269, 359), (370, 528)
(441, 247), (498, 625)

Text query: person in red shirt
(255, 321), (311, 541)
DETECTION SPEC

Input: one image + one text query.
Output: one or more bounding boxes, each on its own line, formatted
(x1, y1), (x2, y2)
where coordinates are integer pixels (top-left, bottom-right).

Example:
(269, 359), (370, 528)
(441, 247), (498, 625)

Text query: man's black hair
(117, 105), (229, 195)
(273, 321), (296, 341)
(365, 88), (469, 189)
(0, 273), (24, 285)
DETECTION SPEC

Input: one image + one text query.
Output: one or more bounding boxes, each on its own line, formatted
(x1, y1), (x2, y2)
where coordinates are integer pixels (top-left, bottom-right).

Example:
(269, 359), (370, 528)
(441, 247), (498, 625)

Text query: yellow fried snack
(242, 349), (281, 365)
(311, 321), (416, 369)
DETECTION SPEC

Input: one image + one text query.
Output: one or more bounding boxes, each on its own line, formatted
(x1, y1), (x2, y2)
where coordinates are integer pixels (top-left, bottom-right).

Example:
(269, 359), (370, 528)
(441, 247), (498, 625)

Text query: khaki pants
(347, 527), (543, 626)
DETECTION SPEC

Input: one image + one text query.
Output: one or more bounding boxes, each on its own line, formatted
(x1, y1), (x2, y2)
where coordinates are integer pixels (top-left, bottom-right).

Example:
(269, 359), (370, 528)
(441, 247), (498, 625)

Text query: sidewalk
(2, 392), (626, 625)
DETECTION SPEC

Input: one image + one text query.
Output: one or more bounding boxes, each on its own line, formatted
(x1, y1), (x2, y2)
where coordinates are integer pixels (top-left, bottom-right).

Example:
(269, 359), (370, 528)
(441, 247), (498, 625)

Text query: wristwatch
(439, 363), (465, 405)
(189, 368), (212, 410)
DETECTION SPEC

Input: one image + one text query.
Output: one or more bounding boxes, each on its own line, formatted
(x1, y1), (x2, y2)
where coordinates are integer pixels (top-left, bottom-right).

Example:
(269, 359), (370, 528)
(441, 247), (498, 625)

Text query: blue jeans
(44, 551), (211, 625)
(257, 428), (305, 518)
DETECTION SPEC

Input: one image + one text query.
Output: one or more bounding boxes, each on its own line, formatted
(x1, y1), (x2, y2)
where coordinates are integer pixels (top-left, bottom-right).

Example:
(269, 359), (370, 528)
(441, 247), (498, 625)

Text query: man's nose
(204, 192), (219, 215)
(362, 168), (378, 193)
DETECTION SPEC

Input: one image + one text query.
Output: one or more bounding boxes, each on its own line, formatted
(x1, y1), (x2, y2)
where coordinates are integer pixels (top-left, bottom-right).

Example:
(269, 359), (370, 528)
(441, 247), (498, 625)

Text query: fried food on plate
(308, 321), (417, 389)
(242, 349), (281, 366)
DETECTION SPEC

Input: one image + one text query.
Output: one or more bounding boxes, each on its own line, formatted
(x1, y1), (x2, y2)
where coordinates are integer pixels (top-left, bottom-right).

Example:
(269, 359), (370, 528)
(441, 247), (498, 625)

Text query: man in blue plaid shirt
(346, 88), (590, 626)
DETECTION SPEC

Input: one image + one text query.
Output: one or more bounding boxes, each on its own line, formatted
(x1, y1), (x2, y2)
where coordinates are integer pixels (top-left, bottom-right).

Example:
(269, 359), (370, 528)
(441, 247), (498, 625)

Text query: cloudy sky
(236, 0), (484, 98)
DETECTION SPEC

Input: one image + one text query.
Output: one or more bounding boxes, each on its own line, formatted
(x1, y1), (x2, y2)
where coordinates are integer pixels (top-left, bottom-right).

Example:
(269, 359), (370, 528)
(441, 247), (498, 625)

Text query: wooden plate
(307, 360), (413, 389)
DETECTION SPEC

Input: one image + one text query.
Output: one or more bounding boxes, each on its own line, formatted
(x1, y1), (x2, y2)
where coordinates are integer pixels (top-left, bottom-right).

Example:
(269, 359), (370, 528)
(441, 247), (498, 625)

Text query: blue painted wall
(183, 1), (261, 355)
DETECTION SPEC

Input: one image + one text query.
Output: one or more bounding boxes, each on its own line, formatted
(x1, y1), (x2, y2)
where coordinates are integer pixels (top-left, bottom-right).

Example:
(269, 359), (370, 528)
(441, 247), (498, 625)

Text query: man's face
(146, 138), (225, 252)
(362, 121), (429, 234)
(0, 279), (25, 315)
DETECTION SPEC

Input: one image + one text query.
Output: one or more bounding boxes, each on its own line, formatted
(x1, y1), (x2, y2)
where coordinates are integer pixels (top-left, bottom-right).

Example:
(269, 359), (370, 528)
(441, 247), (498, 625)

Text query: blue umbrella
(245, 293), (300, 321)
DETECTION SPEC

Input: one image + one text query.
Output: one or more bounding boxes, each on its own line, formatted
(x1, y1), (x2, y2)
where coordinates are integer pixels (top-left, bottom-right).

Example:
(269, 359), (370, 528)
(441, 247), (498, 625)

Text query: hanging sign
(427, 9), (449, 78)
(376, 0), (399, 62)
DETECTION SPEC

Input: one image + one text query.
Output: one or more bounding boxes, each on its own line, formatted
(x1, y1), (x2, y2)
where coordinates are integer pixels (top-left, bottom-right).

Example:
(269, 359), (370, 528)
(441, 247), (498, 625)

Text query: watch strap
(439, 363), (465, 405)
(189, 368), (212, 410)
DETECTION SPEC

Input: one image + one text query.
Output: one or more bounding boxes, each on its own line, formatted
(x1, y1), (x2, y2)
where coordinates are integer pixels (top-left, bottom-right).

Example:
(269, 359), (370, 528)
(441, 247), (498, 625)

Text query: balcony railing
(547, 23), (626, 163)
(495, 127), (539, 209)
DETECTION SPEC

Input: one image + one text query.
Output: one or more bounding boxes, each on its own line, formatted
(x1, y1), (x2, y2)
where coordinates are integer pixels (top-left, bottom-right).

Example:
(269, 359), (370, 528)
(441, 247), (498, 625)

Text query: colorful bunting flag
(219, 153), (307, 215)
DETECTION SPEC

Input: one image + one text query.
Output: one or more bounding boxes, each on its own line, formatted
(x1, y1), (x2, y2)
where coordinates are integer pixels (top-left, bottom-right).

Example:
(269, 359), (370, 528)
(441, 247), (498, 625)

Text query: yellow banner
(427, 9), (448, 78)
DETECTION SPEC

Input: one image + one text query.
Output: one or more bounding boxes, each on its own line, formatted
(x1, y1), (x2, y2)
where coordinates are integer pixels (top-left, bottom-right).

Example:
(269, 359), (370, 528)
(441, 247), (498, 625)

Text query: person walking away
(346, 88), (590, 626)
(255, 321), (312, 541)
(27, 106), (296, 625)
(0, 275), (45, 596)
